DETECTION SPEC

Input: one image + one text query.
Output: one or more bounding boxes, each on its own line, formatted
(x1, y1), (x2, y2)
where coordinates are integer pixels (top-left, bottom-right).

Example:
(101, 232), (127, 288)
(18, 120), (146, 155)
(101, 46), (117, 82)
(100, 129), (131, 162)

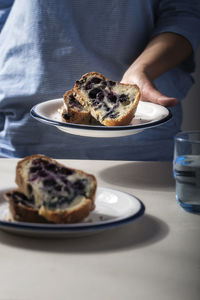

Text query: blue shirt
(0, 0), (200, 160)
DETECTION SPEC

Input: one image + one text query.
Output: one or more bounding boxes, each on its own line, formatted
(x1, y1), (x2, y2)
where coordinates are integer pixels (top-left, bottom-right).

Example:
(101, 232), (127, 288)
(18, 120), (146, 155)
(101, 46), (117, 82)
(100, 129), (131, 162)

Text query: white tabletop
(0, 158), (199, 300)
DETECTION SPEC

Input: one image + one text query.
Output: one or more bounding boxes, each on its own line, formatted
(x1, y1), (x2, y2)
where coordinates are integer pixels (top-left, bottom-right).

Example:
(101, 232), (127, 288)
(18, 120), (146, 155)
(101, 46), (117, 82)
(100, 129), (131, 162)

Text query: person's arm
(122, 0), (200, 107)
(121, 32), (192, 107)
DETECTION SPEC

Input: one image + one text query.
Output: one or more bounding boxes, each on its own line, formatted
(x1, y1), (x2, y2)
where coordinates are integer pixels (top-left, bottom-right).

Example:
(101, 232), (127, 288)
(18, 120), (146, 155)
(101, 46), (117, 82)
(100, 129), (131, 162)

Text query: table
(0, 158), (199, 300)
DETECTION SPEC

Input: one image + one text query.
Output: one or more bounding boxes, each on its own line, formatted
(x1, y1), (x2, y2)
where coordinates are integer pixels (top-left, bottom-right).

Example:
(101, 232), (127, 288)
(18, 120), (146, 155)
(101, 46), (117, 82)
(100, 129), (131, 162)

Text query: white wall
(182, 47), (200, 130)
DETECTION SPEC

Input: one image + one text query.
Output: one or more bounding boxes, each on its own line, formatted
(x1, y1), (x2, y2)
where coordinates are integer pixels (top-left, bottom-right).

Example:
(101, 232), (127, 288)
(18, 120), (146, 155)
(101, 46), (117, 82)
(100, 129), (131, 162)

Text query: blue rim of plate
(0, 194), (145, 232)
(30, 101), (172, 132)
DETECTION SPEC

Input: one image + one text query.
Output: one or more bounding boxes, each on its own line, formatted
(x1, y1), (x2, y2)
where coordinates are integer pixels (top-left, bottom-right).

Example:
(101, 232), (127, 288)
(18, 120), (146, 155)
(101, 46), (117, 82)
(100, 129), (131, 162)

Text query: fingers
(140, 81), (178, 107)
(121, 72), (178, 107)
(154, 96), (178, 107)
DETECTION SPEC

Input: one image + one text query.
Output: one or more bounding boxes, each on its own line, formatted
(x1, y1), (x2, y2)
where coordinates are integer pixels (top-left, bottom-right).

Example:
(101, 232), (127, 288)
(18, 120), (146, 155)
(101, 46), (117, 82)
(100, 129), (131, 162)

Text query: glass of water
(173, 131), (200, 213)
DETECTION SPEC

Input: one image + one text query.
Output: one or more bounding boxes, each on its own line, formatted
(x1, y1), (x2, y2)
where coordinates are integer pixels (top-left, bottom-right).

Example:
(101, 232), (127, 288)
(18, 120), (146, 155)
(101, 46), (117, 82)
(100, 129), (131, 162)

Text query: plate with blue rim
(30, 98), (172, 138)
(0, 187), (145, 238)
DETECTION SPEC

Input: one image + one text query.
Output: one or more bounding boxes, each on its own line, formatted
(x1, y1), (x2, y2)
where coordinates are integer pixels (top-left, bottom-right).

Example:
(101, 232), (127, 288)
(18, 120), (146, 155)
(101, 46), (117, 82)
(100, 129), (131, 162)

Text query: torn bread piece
(60, 89), (100, 125)
(74, 72), (140, 126)
(5, 155), (97, 224)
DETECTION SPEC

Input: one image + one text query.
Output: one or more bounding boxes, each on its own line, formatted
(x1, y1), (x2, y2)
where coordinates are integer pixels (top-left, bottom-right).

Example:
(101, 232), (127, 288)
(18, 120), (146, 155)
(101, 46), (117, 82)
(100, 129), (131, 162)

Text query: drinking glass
(173, 131), (200, 213)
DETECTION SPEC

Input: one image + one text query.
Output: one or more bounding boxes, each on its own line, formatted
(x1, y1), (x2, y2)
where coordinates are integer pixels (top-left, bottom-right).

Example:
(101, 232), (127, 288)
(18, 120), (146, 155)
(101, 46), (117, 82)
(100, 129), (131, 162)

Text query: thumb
(141, 80), (178, 107)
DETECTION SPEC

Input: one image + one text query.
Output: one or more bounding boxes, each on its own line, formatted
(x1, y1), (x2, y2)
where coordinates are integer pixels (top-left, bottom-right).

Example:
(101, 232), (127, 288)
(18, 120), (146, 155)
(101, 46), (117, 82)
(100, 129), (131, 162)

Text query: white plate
(0, 187), (145, 238)
(30, 98), (172, 138)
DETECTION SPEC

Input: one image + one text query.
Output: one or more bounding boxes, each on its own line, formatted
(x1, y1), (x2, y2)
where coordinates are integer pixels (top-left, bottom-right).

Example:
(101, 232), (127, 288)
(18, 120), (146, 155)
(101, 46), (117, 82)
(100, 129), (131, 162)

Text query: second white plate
(0, 187), (145, 238)
(30, 98), (172, 138)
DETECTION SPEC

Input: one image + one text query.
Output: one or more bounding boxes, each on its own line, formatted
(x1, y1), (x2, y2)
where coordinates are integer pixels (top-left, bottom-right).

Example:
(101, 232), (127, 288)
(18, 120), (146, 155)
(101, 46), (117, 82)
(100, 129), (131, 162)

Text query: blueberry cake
(5, 190), (50, 223)
(61, 89), (100, 125)
(74, 72), (140, 126)
(5, 155), (97, 224)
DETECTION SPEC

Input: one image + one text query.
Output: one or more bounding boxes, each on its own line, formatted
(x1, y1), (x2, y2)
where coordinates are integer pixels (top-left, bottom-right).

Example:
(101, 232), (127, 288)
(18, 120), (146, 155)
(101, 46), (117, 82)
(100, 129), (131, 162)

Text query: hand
(121, 67), (178, 107)
(121, 32), (193, 107)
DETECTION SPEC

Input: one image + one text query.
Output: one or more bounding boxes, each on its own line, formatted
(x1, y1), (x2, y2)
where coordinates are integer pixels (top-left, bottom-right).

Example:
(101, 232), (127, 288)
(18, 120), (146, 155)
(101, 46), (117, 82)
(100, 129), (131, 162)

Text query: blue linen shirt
(0, 0), (200, 160)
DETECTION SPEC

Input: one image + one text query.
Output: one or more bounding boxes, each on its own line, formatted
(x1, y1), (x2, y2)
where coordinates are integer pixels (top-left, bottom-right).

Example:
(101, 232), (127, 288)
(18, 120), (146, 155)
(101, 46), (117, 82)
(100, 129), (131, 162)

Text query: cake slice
(61, 89), (100, 125)
(5, 190), (50, 223)
(73, 72), (140, 126)
(5, 155), (97, 224)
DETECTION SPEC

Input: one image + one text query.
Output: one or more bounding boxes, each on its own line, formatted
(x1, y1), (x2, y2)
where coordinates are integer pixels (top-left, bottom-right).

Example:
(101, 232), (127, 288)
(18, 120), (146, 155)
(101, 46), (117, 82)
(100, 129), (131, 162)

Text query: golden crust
(39, 198), (94, 224)
(12, 154), (97, 224)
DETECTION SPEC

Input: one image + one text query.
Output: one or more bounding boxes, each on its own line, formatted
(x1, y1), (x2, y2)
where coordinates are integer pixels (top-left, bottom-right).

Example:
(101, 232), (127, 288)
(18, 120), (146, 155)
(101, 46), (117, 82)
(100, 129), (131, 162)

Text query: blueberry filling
(9, 190), (34, 207)
(54, 185), (62, 191)
(78, 76), (132, 121)
(107, 93), (117, 103)
(103, 103), (110, 112)
(59, 167), (74, 176)
(32, 158), (49, 166)
(96, 91), (104, 101)
(64, 185), (70, 192)
(119, 94), (130, 105)
(27, 183), (33, 193)
(84, 77), (102, 91)
(94, 103), (103, 111)
(72, 179), (85, 194)
(30, 195), (35, 203)
(108, 112), (120, 119)
(38, 170), (48, 177)
(102, 106), (120, 120)
(30, 166), (41, 173)
(90, 98), (100, 105)
(15, 191), (29, 202)
(28, 159), (91, 210)
(85, 83), (92, 90)
(90, 99), (101, 110)
(60, 176), (69, 184)
(69, 94), (83, 109)
(108, 80), (116, 86)
(90, 77), (102, 84)
(101, 80), (107, 86)
(43, 178), (57, 187)
(89, 88), (102, 99)
(119, 94), (128, 102)
(62, 113), (71, 121)
(47, 196), (71, 208)
(45, 163), (57, 172)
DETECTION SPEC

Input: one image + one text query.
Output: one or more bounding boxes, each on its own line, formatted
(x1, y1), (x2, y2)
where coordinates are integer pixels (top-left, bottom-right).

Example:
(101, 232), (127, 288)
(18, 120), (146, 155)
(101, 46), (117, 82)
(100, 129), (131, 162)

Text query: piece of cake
(5, 190), (50, 223)
(61, 89), (100, 125)
(5, 155), (97, 224)
(73, 72), (140, 126)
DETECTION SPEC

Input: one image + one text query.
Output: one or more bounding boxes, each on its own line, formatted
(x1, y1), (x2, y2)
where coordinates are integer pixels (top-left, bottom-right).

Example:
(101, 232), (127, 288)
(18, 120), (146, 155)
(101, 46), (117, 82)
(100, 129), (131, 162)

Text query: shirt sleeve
(0, 0), (14, 32)
(152, 0), (200, 72)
